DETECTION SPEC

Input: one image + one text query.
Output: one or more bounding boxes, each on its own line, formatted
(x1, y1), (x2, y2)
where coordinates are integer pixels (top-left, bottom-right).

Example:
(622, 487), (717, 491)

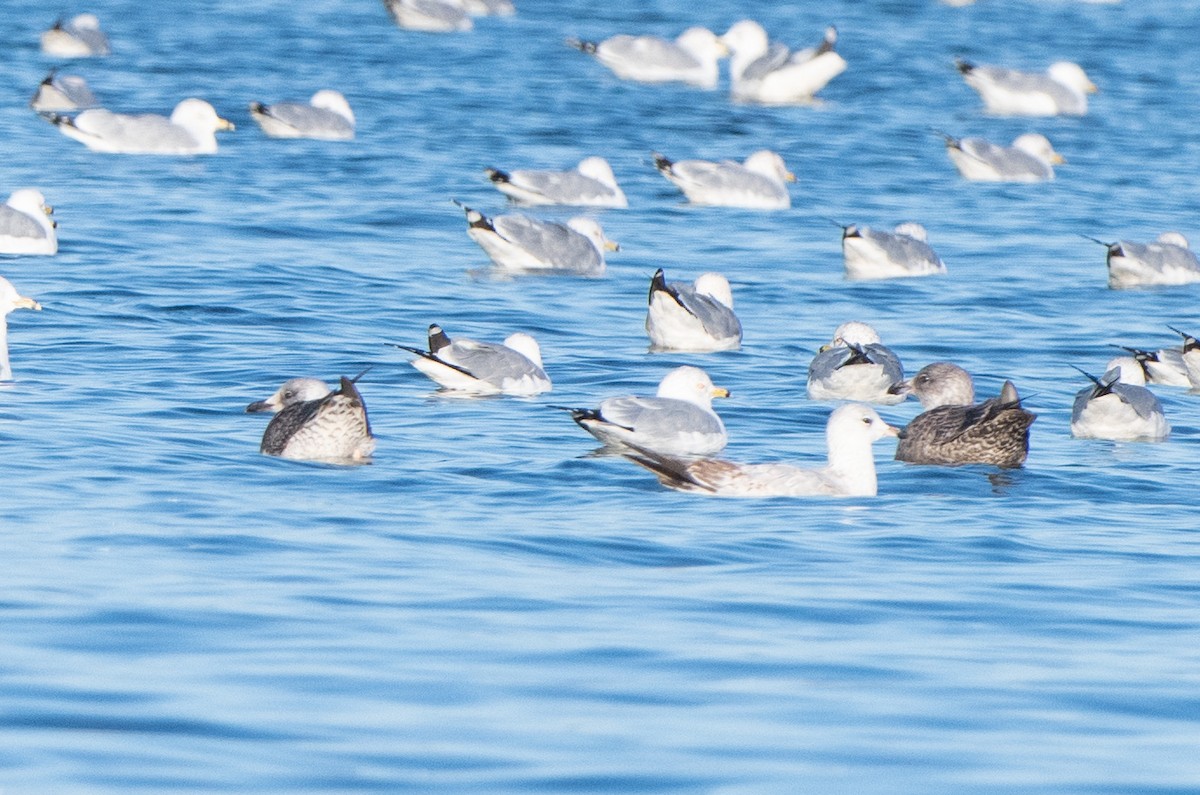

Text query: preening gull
(652, 150), (794, 209)
(837, 221), (946, 280)
(567, 27), (727, 88)
(0, 276), (42, 381)
(941, 132), (1063, 182)
(41, 14), (111, 57)
(383, 0), (472, 31)
(248, 374), (376, 461)
(893, 363), (1035, 468)
(1084, 232), (1200, 289)
(249, 90), (354, 140)
(0, 190), (57, 256)
(807, 321), (906, 404)
(645, 268), (741, 352)
(394, 323), (551, 396)
(484, 157), (627, 207)
(624, 403), (897, 498)
(456, 202), (617, 276)
(1071, 365), (1169, 442)
(956, 59), (1096, 117)
(30, 70), (97, 112)
(721, 21), (846, 104)
(556, 365), (729, 456)
(49, 98), (234, 154)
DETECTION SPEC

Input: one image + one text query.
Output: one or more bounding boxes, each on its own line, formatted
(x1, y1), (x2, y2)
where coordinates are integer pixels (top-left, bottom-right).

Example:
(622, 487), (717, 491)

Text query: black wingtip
(954, 58), (974, 75)
(651, 152), (673, 174)
(566, 37), (598, 54)
(484, 167), (510, 185)
(836, 343), (874, 369)
(1167, 324), (1200, 352)
(249, 101), (268, 115)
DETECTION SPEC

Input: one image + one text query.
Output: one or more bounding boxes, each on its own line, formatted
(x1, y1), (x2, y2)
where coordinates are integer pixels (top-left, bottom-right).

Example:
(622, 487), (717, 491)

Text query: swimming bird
(248, 375), (376, 461)
(567, 27), (727, 88)
(0, 276), (42, 381)
(455, 202), (617, 276)
(394, 323), (551, 396)
(1106, 347), (1189, 387)
(41, 14), (111, 57)
(1167, 326), (1200, 389)
(652, 150), (794, 209)
(807, 322), (906, 404)
(624, 403), (897, 497)
(1071, 365), (1169, 442)
(0, 190), (57, 256)
(721, 20), (846, 104)
(893, 363), (1035, 467)
(382, 0), (472, 31)
(484, 157), (627, 208)
(1084, 232), (1200, 289)
(30, 70), (97, 113)
(956, 59), (1096, 116)
(837, 221), (946, 280)
(556, 365), (729, 456)
(941, 131), (1063, 182)
(48, 99), (234, 154)
(249, 90), (355, 140)
(645, 268), (741, 352)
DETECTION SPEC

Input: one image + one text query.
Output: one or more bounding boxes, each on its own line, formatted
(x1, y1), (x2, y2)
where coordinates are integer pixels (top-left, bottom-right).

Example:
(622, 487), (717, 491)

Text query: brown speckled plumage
(895, 381), (1035, 468)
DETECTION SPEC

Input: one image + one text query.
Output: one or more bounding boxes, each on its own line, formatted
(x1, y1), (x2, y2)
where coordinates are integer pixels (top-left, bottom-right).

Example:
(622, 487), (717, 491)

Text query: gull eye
(862, 416), (873, 425)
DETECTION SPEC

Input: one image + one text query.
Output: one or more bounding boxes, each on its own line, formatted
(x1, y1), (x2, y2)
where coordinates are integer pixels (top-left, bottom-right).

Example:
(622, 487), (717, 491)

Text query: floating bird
(458, 0), (515, 16)
(382, 0), (472, 31)
(652, 150), (794, 209)
(721, 21), (846, 104)
(484, 157), (627, 207)
(394, 324), (551, 396)
(248, 374), (376, 461)
(956, 59), (1096, 116)
(1106, 346), (1189, 387)
(624, 403), (897, 497)
(1083, 232), (1200, 289)
(30, 70), (97, 113)
(0, 276), (42, 381)
(249, 90), (355, 140)
(645, 268), (741, 352)
(1071, 365), (1169, 442)
(455, 202), (617, 276)
(893, 363), (1035, 467)
(807, 322), (906, 404)
(41, 14), (111, 57)
(556, 365), (729, 456)
(567, 27), (727, 88)
(836, 221), (946, 280)
(0, 190), (57, 256)
(940, 131), (1063, 182)
(48, 99), (234, 154)
(1167, 326), (1200, 389)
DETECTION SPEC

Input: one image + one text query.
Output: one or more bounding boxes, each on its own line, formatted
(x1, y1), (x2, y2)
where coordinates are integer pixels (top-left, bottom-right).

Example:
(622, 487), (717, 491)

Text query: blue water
(3, 0), (1200, 791)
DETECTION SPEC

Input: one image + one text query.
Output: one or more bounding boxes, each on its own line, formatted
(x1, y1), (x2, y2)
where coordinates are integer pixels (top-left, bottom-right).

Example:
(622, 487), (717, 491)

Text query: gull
(1167, 326), (1200, 389)
(0, 190), (57, 256)
(556, 365), (729, 456)
(721, 20), (846, 104)
(249, 90), (355, 140)
(893, 362), (1035, 468)
(956, 59), (1096, 116)
(0, 276), (41, 381)
(1082, 232), (1200, 289)
(248, 374), (376, 461)
(1106, 345), (1189, 387)
(567, 27), (727, 88)
(624, 403), (897, 497)
(836, 221), (946, 280)
(940, 131), (1063, 182)
(382, 0), (472, 31)
(807, 321), (906, 404)
(458, 0), (515, 15)
(645, 268), (741, 352)
(41, 14), (111, 57)
(393, 323), (551, 396)
(1071, 365), (1169, 442)
(30, 70), (97, 112)
(483, 157), (627, 207)
(652, 150), (794, 209)
(455, 202), (617, 276)
(48, 98), (234, 154)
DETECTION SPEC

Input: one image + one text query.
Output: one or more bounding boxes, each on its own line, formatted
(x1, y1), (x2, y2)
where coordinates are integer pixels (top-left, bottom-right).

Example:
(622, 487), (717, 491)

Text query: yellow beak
(16, 296), (41, 311)
(604, 240), (620, 252)
(712, 386), (730, 398)
(218, 118), (235, 131)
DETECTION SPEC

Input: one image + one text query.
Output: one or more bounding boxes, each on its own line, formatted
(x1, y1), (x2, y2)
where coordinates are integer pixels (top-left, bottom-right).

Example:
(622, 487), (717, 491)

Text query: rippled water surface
(3, 0), (1200, 791)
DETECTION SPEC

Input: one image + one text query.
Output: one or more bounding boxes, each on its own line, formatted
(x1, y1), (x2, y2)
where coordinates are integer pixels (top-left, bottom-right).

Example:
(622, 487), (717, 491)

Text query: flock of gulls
(4, 1), (1190, 499)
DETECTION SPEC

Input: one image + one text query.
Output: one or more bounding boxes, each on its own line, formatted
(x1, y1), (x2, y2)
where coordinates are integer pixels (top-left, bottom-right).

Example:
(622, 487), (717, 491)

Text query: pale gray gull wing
(249, 91), (354, 140)
(397, 323), (551, 396)
(645, 268), (741, 351)
(0, 190), (57, 255)
(1070, 367), (1170, 442)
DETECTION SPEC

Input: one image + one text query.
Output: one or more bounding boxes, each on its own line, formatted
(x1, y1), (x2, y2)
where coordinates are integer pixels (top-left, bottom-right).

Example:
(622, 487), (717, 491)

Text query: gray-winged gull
(838, 221), (946, 280)
(484, 157), (627, 208)
(807, 321), (906, 404)
(41, 14), (111, 57)
(1085, 232), (1200, 289)
(30, 70), (97, 112)
(49, 98), (234, 154)
(394, 324), (551, 396)
(942, 132), (1063, 182)
(721, 20), (846, 104)
(0, 190), (57, 256)
(956, 59), (1096, 117)
(645, 268), (741, 352)
(0, 276), (42, 381)
(249, 90), (355, 140)
(652, 150), (794, 209)
(1071, 365), (1169, 442)
(456, 202), (617, 275)
(567, 27), (727, 88)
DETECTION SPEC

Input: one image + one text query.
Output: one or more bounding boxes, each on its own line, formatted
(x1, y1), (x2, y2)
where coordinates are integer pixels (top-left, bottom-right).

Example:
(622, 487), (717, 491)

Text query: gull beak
(883, 423), (900, 437)
(784, 171), (797, 183)
(1051, 153), (1066, 165)
(604, 239), (620, 252)
(887, 380), (913, 398)
(245, 398), (276, 413)
(818, 343), (832, 353)
(1087, 81), (1098, 94)
(716, 41), (731, 57)
(43, 204), (54, 216)
(218, 117), (235, 132)
(712, 386), (731, 399)
(16, 296), (41, 311)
